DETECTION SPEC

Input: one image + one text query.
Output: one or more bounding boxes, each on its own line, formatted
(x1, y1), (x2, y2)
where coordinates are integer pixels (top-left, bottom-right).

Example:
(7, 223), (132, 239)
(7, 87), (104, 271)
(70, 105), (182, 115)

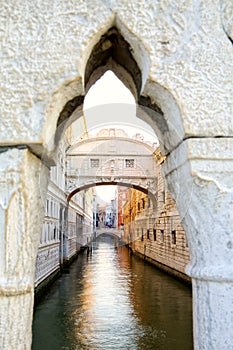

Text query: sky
(95, 185), (117, 203)
(78, 70), (158, 202)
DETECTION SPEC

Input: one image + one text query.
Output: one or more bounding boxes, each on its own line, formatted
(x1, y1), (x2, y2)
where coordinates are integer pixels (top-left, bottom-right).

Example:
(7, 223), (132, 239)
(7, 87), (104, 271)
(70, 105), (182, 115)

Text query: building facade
(35, 133), (93, 292)
(123, 148), (190, 283)
(117, 186), (128, 229)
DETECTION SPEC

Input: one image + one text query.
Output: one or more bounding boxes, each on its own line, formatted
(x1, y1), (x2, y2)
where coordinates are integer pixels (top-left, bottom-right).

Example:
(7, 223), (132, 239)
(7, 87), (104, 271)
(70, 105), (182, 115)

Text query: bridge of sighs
(66, 129), (158, 203)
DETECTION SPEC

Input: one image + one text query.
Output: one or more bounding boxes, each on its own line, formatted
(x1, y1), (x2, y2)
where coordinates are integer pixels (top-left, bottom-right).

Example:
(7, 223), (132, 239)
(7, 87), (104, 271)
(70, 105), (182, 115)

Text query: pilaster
(163, 138), (233, 349)
(0, 148), (48, 349)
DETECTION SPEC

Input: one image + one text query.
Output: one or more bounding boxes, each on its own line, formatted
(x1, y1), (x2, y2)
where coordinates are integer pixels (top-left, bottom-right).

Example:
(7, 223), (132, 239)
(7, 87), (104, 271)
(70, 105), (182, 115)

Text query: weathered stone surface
(114, 1), (233, 141)
(1, 293), (34, 349)
(0, 1), (233, 349)
(163, 138), (233, 349)
(0, 1), (113, 152)
(221, 0), (233, 41)
(0, 148), (48, 349)
(193, 279), (233, 350)
(0, 1), (232, 156)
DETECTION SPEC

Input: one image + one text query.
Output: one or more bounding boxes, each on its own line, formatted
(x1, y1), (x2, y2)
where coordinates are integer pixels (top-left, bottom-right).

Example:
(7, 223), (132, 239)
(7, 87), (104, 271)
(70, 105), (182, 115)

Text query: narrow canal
(32, 239), (193, 349)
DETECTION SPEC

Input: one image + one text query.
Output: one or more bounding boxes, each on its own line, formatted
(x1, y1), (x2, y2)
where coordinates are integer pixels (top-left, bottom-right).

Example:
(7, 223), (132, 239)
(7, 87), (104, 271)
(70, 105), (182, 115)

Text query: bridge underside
(95, 227), (123, 241)
(67, 181), (155, 202)
(96, 232), (121, 240)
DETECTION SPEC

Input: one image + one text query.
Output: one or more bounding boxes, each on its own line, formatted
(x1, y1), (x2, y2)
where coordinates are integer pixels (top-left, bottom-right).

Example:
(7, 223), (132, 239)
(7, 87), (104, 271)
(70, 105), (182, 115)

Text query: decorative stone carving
(35, 245), (60, 286)
(66, 134), (157, 201)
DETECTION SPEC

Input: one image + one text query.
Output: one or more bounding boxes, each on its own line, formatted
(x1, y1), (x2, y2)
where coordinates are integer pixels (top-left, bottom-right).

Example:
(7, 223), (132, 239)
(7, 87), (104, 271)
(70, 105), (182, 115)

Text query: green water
(32, 240), (193, 349)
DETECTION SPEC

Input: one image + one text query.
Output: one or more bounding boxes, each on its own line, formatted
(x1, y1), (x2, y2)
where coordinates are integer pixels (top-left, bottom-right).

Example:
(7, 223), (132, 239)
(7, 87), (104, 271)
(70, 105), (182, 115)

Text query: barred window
(153, 229), (156, 241)
(90, 159), (99, 168)
(125, 159), (135, 168)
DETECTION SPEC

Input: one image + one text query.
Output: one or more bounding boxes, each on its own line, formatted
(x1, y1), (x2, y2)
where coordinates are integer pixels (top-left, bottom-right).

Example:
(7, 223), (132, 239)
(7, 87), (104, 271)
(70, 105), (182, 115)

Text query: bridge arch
(67, 181), (156, 206)
(95, 229), (123, 242)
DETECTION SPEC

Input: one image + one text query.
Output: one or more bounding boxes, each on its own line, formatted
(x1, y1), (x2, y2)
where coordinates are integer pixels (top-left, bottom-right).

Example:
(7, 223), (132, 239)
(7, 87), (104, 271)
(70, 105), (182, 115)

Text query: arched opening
(85, 27), (142, 100)
(41, 23), (190, 286)
(83, 26), (180, 155)
(35, 22), (191, 350)
(67, 183), (154, 203)
(1, 4), (232, 349)
(49, 26), (184, 160)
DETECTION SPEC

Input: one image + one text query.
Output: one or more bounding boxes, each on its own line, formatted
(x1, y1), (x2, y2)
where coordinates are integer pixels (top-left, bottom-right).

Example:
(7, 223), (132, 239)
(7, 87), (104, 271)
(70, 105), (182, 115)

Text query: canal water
(32, 239), (193, 349)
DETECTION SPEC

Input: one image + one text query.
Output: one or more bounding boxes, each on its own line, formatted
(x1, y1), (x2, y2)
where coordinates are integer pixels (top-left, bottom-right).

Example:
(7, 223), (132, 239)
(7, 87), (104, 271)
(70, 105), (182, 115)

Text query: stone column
(0, 148), (48, 349)
(163, 138), (233, 350)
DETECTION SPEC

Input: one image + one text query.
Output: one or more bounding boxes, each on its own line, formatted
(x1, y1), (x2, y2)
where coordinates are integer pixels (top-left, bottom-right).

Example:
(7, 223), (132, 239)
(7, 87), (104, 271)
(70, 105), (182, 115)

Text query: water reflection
(71, 241), (141, 349)
(33, 239), (193, 349)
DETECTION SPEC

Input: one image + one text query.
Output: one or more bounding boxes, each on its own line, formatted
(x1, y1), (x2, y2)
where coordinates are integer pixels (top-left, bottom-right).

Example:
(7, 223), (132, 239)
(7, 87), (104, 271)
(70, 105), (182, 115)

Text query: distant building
(117, 186), (128, 228)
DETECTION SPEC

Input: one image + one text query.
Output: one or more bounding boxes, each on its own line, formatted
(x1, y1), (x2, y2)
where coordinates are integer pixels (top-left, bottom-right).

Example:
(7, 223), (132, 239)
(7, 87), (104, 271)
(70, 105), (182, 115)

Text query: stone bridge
(95, 227), (123, 240)
(66, 133), (158, 202)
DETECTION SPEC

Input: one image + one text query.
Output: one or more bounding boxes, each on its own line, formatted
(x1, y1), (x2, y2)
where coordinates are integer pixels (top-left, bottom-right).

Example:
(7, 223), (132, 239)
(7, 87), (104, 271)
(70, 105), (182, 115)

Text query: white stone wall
(66, 206), (78, 260)
(34, 184), (63, 286)
(1, 1), (232, 155)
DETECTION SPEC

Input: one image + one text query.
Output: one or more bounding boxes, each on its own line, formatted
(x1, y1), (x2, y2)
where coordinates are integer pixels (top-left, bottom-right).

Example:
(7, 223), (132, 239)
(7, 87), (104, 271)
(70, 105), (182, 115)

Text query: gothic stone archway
(0, 2), (233, 349)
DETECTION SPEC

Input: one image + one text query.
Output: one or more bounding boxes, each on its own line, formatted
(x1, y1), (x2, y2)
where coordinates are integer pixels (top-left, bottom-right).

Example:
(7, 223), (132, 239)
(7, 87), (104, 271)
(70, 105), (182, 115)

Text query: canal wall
(125, 191), (191, 285)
